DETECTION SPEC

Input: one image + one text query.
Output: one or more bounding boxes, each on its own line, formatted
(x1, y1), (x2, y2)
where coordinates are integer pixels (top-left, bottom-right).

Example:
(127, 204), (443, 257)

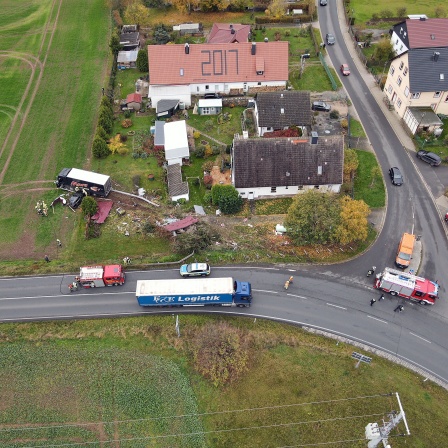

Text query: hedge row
(255, 15), (313, 24)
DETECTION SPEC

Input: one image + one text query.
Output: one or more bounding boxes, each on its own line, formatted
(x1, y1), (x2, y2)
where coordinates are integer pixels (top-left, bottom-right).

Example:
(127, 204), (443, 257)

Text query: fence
(318, 52), (338, 91)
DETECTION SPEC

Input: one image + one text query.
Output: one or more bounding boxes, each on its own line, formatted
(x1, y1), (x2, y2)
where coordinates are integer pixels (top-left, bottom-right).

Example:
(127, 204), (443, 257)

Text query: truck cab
(233, 280), (252, 307)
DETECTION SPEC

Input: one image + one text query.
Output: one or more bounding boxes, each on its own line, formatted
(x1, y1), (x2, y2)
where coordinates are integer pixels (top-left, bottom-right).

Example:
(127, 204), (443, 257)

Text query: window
(411, 92), (420, 99)
(317, 166), (322, 175)
(390, 66), (395, 75)
(388, 85), (393, 94)
(431, 103), (436, 110)
(258, 82), (261, 86)
(441, 74), (445, 81)
(205, 85), (209, 91)
(399, 61), (404, 70)
(298, 185), (303, 190)
(397, 99), (402, 108)
(399, 45), (403, 51)
(201, 107), (210, 115)
(180, 68), (184, 76)
(445, 94), (448, 103)
(434, 91), (441, 98)
(397, 76), (402, 86)
(271, 187), (277, 193)
(396, 39), (399, 44)
(404, 86), (409, 97)
(403, 67), (408, 76)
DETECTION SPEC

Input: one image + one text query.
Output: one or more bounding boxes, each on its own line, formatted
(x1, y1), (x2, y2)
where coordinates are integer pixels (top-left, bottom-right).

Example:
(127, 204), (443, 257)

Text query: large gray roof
(408, 47), (448, 92)
(167, 163), (189, 197)
(256, 91), (312, 128)
(233, 135), (343, 188)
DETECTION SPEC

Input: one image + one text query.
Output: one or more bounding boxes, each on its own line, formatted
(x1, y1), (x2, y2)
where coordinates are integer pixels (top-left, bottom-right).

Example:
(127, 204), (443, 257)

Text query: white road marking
(410, 332), (431, 343)
(367, 315), (388, 324)
(326, 303), (346, 310)
(287, 294), (308, 300)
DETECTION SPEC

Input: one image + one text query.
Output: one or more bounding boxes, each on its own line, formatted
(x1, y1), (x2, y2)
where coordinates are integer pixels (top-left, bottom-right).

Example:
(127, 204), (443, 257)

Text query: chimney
(185, 43), (190, 55)
(231, 28), (235, 34)
(311, 131), (318, 145)
(434, 52), (440, 62)
(251, 42), (256, 55)
(230, 24), (233, 29)
(420, 17), (426, 21)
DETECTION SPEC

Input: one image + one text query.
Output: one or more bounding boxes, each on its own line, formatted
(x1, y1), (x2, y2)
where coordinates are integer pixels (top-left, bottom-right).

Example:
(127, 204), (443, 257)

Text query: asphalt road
(318, 1), (448, 319)
(1, 267), (447, 385)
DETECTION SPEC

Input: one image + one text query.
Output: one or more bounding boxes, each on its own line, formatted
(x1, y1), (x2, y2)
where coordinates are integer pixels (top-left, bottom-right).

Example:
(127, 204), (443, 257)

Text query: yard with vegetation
(0, 316), (447, 447)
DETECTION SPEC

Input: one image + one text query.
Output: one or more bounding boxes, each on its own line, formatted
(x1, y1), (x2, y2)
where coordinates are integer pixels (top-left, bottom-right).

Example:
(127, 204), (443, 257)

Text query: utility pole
(365, 392), (410, 447)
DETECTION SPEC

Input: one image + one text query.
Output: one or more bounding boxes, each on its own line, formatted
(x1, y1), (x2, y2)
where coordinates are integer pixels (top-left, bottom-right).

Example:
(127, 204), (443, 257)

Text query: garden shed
(198, 98), (222, 115)
(117, 50), (138, 69)
(125, 93), (142, 111)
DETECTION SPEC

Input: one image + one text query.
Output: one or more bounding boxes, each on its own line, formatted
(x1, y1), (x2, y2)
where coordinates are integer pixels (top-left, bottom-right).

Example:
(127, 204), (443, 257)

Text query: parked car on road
(180, 262), (211, 277)
(326, 33), (335, 45)
(389, 167), (403, 186)
(340, 64), (350, 76)
(312, 101), (331, 112)
(320, 0), (327, 5)
(417, 150), (441, 166)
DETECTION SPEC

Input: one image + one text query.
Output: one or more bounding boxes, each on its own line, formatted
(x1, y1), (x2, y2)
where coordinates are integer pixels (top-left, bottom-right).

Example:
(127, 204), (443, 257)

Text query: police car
(179, 263), (211, 277)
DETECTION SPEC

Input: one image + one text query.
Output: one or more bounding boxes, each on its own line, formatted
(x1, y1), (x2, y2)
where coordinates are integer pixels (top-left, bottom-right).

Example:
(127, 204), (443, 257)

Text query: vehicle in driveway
(389, 167), (403, 186)
(326, 33), (335, 45)
(180, 262), (211, 277)
(312, 101), (331, 112)
(417, 150), (441, 166)
(340, 64), (350, 76)
(204, 93), (221, 99)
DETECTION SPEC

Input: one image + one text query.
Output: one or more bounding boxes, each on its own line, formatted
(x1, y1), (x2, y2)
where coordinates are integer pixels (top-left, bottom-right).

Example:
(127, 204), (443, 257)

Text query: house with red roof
(207, 23), (251, 44)
(147, 41), (289, 108)
(384, 17), (447, 134)
(125, 92), (142, 111)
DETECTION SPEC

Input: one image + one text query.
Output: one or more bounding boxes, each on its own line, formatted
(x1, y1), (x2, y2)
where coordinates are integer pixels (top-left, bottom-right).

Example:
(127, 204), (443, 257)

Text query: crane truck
(136, 277), (252, 307)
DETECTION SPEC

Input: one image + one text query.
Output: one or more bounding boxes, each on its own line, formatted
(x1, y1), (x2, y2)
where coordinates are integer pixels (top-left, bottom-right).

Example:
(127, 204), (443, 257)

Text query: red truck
(76, 265), (125, 288)
(374, 267), (438, 305)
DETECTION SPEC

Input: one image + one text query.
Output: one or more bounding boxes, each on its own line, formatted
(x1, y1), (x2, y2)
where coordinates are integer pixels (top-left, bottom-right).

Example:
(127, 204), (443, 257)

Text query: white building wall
(167, 157), (183, 166)
(189, 80), (286, 96)
(171, 192), (189, 201)
(390, 30), (409, 56)
(236, 184), (340, 199)
(148, 85), (191, 106)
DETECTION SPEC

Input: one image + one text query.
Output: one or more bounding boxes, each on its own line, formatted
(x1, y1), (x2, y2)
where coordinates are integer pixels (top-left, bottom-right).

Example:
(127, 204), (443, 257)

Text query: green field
(0, 316), (447, 447)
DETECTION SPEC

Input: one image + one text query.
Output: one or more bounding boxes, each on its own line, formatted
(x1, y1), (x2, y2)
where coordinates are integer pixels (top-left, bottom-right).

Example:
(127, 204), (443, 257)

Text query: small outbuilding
(117, 50), (138, 69)
(125, 92), (142, 111)
(198, 98), (222, 115)
(164, 120), (189, 166)
(156, 99), (179, 118)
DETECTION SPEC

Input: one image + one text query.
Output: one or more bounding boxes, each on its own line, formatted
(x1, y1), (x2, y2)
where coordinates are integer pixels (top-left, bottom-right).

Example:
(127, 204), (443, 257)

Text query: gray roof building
(255, 91), (312, 129)
(408, 47), (448, 92)
(232, 135), (343, 189)
(167, 163), (189, 200)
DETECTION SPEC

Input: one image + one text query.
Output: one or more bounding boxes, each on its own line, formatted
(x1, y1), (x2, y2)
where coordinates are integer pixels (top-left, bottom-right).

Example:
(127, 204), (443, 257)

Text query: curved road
(1, 267), (447, 387)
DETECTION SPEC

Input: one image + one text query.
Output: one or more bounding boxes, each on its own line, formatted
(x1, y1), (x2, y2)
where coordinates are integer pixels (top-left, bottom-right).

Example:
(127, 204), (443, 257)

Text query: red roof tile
(164, 216), (198, 232)
(126, 93), (142, 104)
(407, 18), (448, 48)
(148, 42), (289, 86)
(208, 23), (251, 44)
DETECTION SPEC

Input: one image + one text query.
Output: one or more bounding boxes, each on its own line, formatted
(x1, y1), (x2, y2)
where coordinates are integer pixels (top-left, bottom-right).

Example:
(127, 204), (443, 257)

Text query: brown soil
(210, 166), (231, 186)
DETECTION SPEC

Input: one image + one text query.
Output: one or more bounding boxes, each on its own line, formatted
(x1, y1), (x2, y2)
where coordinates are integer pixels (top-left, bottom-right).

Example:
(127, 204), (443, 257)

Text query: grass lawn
(0, 316), (447, 447)
(354, 150), (386, 208)
(291, 64), (341, 91)
(187, 107), (244, 146)
(350, 117), (367, 138)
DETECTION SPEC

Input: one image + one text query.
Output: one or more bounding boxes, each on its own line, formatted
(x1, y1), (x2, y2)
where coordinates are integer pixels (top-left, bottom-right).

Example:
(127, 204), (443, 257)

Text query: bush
(195, 146), (205, 158)
(341, 118), (349, 129)
(212, 146), (221, 155)
(193, 131), (201, 139)
(92, 136), (110, 158)
(205, 144), (213, 158)
(330, 110), (340, 119)
(121, 119), (133, 128)
(95, 126), (108, 142)
(124, 109), (132, 118)
(211, 184), (243, 214)
(203, 191), (212, 204)
(380, 9), (393, 18)
(203, 175), (213, 188)
(98, 115), (113, 136)
(119, 134), (128, 143)
(202, 160), (214, 172)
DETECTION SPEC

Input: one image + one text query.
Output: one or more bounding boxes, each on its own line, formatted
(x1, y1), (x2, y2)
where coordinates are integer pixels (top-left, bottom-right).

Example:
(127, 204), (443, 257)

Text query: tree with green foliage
(153, 24), (172, 45)
(334, 196), (370, 244)
(189, 321), (250, 387)
(95, 126), (109, 143)
(109, 33), (122, 57)
(92, 136), (111, 158)
(100, 95), (113, 110)
(81, 196), (98, 221)
(211, 184), (243, 214)
(99, 105), (113, 122)
(171, 222), (219, 254)
(98, 114), (113, 136)
(284, 190), (340, 245)
(373, 38), (395, 63)
(136, 49), (149, 72)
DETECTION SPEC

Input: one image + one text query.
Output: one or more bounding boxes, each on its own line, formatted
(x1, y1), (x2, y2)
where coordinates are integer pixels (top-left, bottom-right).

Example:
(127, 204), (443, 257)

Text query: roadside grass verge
(350, 117), (366, 138)
(291, 64), (341, 91)
(354, 150), (386, 208)
(0, 316), (447, 447)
